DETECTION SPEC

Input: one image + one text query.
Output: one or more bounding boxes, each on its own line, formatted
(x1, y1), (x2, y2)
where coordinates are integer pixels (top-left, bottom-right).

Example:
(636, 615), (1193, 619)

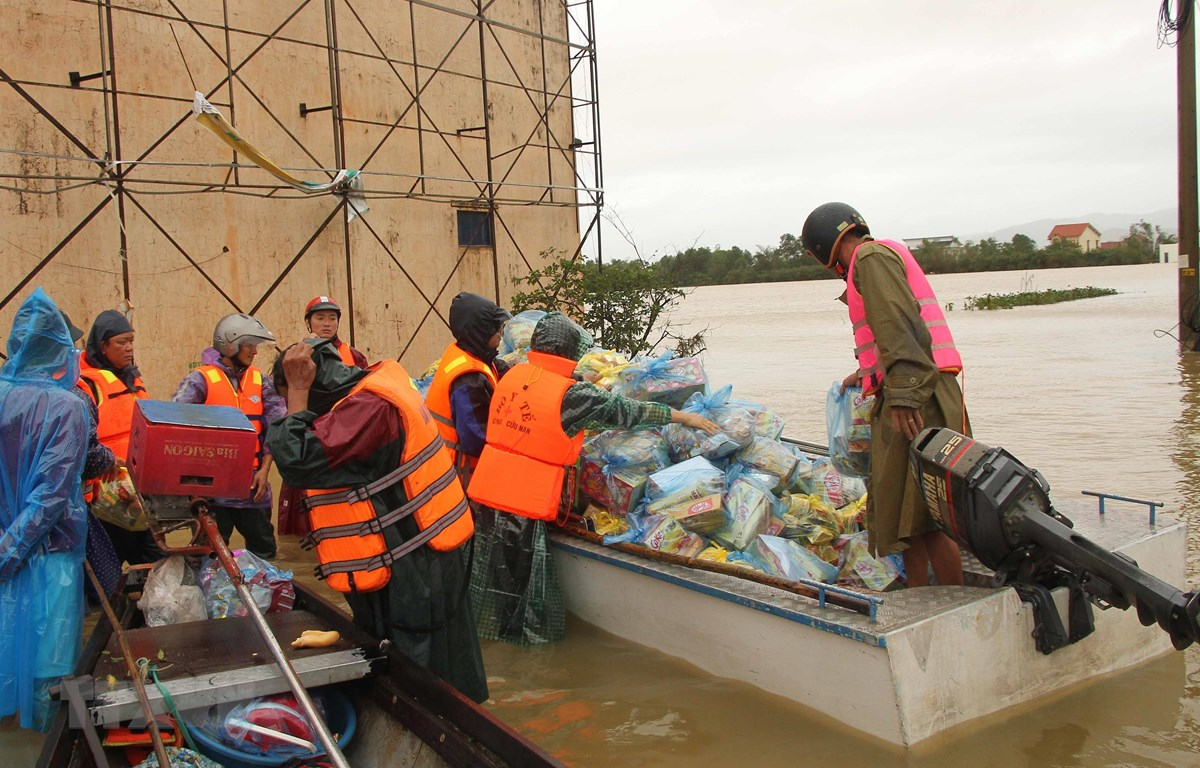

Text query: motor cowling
(910, 427), (1200, 652)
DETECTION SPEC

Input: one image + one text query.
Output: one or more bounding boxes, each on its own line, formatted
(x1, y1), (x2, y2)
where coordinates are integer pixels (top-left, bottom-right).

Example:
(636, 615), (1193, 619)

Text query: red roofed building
(1048, 223), (1102, 252)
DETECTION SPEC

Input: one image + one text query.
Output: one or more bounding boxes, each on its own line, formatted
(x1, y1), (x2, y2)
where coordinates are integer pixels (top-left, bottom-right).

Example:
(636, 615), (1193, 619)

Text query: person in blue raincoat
(0, 288), (89, 731)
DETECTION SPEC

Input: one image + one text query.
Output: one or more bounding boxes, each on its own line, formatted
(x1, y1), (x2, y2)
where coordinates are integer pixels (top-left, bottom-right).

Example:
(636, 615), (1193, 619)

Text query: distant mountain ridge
(960, 207), (1177, 246)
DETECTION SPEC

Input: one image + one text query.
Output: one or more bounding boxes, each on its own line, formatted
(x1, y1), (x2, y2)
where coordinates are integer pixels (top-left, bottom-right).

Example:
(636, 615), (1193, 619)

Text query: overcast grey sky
(589, 1), (1184, 259)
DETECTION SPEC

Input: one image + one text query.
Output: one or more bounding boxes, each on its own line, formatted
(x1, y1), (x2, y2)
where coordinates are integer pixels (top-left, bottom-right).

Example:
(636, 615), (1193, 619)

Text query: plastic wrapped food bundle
(729, 398), (786, 441)
(646, 455), (723, 499)
(499, 309), (546, 356)
(744, 532), (840, 580)
(748, 535), (839, 583)
(579, 430), (671, 514)
(835, 493), (868, 531)
(836, 531), (902, 591)
(91, 467), (149, 531)
(697, 542), (731, 563)
(611, 352), (707, 409)
(139, 555), (207, 627)
(582, 504), (629, 537)
(198, 550), (295, 619)
(826, 382), (873, 478)
(578, 463), (649, 516)
(575, 349), (633, 388)
(637, 513), (707, 557)
(778, 492), (839, 546)
(648, 491), (724, 535)
(734, 436), (800, 491)
(788, 451), (817, 495)
(603, 508), (706, 558)
(714, 465), (777, 551)
(809, 458), (867, 509)
(662, 386), (756, 462)
(765, 514), (786, 537)
(642, 456), (727, 533)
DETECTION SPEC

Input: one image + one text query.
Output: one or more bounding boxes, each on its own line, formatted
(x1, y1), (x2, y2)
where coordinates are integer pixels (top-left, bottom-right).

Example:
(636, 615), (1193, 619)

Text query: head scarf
(276, 338), (371, 416)
(449, 292), (511, 365)
(530, 312), (593, 362)
(1, 288), (78, 388)
(84, 309), (141, 387)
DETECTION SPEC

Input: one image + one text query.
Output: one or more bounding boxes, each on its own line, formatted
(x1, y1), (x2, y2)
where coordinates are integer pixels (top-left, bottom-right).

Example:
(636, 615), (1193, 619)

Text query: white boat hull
(550, 510), (1184, 746)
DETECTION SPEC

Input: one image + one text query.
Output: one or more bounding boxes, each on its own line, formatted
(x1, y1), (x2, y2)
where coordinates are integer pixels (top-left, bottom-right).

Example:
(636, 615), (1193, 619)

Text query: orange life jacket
(424, 342), (500, 471)
(76, 362), (148, 461)
(300, 360), (473, 593)
(845, 239), (963, 396)
(467, 350), (585, 521)
(333, 339), (357, 367)
(197, 364), (266, 469)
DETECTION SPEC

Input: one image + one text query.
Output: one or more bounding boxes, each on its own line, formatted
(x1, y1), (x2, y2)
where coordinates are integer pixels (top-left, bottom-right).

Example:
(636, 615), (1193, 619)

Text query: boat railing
(1080, 490), (1165, 526)
(799, 578), (885, 622)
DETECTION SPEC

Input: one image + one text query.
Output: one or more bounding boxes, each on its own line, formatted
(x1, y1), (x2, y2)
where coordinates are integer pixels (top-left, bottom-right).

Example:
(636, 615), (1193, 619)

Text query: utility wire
(1158, 0), (1195, 47)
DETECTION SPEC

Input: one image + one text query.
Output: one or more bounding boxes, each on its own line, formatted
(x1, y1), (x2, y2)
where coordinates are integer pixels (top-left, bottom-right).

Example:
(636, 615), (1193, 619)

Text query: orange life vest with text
(301, 360), (473, 593)
(197, 364), (266, 469)
(467, 350), (585, 521)
(845, 239), (963, 396)
(424, 342), (500, 471)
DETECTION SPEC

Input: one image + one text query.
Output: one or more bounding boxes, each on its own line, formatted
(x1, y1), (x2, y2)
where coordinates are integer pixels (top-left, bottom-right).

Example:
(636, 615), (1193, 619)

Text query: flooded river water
(5, 262), (1198, 766)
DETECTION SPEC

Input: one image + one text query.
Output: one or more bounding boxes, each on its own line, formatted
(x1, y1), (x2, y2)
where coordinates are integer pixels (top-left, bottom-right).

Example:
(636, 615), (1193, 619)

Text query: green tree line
(655, 221), (1176, 287)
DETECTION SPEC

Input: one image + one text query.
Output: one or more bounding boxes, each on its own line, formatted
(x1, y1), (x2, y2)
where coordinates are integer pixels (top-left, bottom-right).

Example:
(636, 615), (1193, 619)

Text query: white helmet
(213, 313), (275, 356)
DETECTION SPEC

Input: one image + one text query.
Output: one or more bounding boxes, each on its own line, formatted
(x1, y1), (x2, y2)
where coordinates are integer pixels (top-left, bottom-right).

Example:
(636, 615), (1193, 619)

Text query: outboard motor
(911, 427), (1200, 652)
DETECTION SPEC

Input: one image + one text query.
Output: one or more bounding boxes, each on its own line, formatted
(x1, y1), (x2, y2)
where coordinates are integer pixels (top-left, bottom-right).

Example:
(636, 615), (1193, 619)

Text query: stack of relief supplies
(555, 348), (903, 592)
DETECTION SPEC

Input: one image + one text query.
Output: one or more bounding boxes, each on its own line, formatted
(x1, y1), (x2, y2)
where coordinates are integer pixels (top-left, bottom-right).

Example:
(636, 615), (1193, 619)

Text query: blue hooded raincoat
(0, 287), (88, 731)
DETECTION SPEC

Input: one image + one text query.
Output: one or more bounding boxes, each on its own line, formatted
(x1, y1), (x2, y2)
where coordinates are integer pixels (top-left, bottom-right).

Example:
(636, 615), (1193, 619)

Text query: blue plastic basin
(186, 687), (356, 768)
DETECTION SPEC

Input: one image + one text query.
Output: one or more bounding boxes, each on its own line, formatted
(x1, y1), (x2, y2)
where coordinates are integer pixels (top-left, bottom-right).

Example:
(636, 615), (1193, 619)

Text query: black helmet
(801, 202), (870, 267)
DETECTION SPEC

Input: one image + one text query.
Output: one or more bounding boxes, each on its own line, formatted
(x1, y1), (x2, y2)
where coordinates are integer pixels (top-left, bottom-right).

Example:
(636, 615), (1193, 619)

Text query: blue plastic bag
(199, 550), (295, 619)
(826, 382), (873, 478)
(662, 385), (756, 461)
(499, 309), (547, 357)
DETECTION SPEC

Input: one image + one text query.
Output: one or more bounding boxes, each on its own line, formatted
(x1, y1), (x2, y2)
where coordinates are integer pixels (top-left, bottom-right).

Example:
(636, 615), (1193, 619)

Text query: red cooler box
(128, 400), (259, 498)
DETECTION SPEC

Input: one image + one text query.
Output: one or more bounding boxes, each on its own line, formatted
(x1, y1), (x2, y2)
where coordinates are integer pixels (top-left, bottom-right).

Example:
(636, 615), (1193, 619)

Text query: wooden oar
(83, 561), (173, 768)
(559, 524), (875, 615)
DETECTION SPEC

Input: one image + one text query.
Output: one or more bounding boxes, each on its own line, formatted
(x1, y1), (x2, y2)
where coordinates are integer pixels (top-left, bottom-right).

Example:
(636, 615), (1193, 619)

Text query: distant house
(1098, 241), (1123, 250)
(902, 235), (961, 251)
(1047, 223), (1102, 252)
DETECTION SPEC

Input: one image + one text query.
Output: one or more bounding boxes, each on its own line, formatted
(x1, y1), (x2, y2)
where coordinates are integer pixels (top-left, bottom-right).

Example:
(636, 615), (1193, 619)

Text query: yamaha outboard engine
(911, 427), (1200, 652)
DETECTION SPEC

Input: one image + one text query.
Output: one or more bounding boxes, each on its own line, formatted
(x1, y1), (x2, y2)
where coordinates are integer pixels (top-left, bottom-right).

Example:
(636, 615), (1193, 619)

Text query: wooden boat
(550, 496), (1189, 747)
(37, 577), (564, 768)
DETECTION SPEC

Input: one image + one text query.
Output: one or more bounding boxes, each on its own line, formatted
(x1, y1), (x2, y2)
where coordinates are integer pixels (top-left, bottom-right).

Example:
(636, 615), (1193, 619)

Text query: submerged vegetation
(962, 286), (1118, 311)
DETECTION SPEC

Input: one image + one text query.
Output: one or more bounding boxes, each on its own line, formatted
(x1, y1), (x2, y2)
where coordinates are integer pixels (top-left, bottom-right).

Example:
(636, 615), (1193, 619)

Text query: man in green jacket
(802, 202), (967, 588)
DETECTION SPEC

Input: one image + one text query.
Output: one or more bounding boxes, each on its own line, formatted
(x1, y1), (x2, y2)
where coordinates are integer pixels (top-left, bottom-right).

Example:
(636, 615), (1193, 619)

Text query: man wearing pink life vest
(802, 202), (968, 588)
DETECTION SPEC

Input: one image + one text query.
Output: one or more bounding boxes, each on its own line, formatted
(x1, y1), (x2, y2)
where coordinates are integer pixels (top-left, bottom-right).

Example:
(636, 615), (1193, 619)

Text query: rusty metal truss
(0, 0), (603, 362)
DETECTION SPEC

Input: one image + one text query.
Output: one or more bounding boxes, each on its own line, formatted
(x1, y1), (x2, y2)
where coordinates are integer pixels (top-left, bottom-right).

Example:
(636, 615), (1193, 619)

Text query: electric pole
(1178, 3), (1199, 350)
